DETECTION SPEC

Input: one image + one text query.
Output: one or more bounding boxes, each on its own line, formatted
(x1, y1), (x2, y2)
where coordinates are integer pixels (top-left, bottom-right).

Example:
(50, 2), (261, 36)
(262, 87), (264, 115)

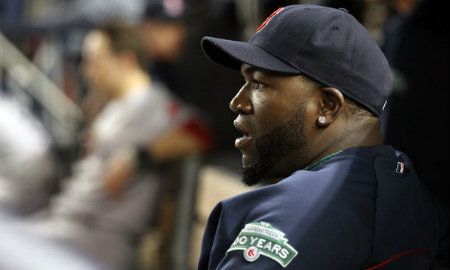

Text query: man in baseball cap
(198, 4), (445, 269)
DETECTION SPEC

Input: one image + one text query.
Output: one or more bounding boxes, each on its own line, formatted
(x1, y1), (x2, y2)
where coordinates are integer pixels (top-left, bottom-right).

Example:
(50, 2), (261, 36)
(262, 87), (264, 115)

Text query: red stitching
(256, 7), (284, 32)
(365, 249), (431, 270)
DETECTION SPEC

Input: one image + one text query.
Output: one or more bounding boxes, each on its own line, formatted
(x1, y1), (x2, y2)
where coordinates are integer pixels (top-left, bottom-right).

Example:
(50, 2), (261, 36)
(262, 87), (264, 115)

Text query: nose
(229, 85), (253, 114)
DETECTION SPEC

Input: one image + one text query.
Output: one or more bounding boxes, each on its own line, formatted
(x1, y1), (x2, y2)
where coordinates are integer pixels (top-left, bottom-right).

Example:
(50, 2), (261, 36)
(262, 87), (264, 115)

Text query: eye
(251, 80), (265, 90)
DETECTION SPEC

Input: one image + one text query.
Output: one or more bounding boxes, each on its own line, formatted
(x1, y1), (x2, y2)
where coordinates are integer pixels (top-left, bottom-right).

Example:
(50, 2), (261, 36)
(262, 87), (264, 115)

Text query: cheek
(252, 94), (292, 134)
(299, 101), (318, 136)
(82, 58), (98, 80)
(252, 92), (316, 137)
(86, 62), (117, 92)
(96, 60), (118, 81)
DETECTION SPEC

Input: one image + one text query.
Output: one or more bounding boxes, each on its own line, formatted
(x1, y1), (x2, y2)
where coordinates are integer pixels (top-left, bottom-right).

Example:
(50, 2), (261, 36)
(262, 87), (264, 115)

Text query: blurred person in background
(0, 94), (56, 216)
(0, 209), (104, 270)
(141, 0), (187, 99)
(24, 22), (212, 270)
(158, 0), (244, 155)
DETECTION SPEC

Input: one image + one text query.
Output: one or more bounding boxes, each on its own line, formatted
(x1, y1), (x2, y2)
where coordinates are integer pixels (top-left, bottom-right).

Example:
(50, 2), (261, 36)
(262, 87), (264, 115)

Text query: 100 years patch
(227, 221), (298, 268)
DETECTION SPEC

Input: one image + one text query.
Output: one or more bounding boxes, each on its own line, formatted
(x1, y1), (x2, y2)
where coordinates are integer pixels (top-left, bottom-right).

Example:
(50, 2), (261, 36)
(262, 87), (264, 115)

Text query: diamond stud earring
(318, 116), (327, 124)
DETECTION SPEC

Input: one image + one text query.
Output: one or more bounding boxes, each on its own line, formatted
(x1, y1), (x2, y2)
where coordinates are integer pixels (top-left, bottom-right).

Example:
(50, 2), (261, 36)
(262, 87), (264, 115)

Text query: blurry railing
(0, 31), (82, 147)
(137, 160), (252, 270)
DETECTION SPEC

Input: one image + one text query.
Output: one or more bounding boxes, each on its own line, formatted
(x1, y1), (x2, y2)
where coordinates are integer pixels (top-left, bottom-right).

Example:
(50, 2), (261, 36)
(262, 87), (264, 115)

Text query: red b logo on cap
(256, 7), (285, 32)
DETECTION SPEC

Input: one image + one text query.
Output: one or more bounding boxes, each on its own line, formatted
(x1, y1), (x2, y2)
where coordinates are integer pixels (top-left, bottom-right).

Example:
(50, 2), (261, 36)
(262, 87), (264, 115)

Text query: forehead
(240, 63), (278, 77)
(82, 31), (111, 57)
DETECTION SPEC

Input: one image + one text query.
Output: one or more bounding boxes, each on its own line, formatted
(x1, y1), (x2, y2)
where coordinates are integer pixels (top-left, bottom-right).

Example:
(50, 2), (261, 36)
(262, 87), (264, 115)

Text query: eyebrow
(241, 65), (257, 77)
(241, 65), (271, 79)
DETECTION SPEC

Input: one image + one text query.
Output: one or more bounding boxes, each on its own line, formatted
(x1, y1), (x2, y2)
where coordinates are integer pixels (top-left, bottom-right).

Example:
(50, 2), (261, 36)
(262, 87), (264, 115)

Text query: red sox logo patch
(244, 246), (260, 262)
(256, 7), (285, 32)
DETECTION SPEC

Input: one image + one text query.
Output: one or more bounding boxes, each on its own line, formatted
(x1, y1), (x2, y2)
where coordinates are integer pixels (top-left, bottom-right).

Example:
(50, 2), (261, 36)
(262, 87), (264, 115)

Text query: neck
(305, 117), (383, 169)
(342, 117), (383, 147)
(112, 69), (151, 99)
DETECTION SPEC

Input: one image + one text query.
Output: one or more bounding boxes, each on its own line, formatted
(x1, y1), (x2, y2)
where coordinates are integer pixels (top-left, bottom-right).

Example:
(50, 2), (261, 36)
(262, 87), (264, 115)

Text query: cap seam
(290, 8), (335, 63)
(349, 17), (360, 82)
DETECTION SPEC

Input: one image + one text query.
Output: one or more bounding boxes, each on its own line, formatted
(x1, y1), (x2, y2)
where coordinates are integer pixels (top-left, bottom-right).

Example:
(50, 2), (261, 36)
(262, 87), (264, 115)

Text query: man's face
(231, 64), (318, 185)
(82, 31), (122, 97)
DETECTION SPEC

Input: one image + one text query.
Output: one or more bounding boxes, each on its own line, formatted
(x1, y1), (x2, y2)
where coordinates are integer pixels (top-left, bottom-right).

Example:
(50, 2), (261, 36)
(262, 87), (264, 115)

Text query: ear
(315, 87), (345, 127)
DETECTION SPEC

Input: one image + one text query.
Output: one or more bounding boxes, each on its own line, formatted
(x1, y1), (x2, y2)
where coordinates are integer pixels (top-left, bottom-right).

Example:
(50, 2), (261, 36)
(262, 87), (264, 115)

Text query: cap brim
(201, 36), (300, 74)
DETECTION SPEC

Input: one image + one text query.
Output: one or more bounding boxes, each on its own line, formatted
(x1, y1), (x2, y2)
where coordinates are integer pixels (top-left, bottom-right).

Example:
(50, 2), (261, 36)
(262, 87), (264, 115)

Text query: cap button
(339, 8), (349, 13)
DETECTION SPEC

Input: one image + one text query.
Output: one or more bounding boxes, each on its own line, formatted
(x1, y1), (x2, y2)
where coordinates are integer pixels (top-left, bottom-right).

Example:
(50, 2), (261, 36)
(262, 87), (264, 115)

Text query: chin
(240, 163), (267, 186)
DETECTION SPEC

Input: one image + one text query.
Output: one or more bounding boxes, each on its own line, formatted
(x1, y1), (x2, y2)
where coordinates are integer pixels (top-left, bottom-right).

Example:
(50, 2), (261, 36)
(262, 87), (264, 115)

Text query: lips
(234, 120), (253, 149)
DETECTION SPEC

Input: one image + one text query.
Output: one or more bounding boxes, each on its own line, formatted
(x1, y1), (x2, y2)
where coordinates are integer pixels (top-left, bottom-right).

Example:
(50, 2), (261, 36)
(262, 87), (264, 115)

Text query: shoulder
(200, 146), (442, 269)
(211, 146), (389, 228)
(201, 156), (378, 269)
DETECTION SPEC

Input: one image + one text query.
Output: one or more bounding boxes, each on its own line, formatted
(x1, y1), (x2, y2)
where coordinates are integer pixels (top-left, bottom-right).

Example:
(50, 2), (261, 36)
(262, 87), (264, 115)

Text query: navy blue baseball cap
(201, 5), (392, 116)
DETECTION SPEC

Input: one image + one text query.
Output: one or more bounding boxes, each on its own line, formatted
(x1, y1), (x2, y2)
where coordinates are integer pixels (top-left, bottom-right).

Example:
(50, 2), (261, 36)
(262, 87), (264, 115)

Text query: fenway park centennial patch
(226, 221), (298, 268)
